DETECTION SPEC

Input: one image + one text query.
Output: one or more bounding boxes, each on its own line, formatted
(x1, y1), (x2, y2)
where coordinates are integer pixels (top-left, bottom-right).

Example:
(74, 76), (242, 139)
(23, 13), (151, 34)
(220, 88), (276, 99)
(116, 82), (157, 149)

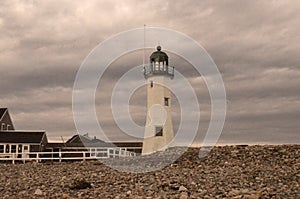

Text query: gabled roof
(0, 108), (15, 130)
(66, 134), (115, 147)
(0, 131), (47, 144)
(66, 134), (106, 144)
(0, 108), (7, 121)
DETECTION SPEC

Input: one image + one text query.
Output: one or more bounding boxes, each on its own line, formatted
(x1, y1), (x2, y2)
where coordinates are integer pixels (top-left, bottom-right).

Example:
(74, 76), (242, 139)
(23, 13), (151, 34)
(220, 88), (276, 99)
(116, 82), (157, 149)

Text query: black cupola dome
(150, 46), (168, 65)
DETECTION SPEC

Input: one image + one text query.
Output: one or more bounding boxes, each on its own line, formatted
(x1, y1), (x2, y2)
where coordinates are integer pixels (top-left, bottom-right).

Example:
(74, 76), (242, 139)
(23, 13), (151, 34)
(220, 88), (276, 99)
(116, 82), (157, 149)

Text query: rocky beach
(0, 145), (299, 198)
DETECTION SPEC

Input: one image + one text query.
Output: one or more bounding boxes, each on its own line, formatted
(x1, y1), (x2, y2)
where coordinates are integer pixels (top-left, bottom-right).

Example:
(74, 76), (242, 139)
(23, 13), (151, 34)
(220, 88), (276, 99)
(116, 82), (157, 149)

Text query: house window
(18, 145), (22, 153)
(0, 145), (4, 153)
(11, 145), (16, 153)
(164, 97), (169, 106)
(1, 123), (5, 130)
(6, 124), (11, 130)
(150, 80), (153, 88)
(5, 144), (10, 153)
(155, 126), (163, 136)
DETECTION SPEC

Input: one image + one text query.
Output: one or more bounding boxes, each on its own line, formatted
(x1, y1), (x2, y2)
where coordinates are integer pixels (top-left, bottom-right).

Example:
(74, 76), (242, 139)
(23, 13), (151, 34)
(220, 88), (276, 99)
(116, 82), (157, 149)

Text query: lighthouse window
(150, 80), (153, 88)
(155, 126), (163, 136)
(164, 97), (169, 106)
(155, 62), (159, 70)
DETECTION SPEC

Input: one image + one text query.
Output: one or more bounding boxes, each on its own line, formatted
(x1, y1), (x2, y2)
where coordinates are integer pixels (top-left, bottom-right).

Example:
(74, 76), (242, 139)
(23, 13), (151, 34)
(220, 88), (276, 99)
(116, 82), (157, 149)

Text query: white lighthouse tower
(142, 46), (175, 155)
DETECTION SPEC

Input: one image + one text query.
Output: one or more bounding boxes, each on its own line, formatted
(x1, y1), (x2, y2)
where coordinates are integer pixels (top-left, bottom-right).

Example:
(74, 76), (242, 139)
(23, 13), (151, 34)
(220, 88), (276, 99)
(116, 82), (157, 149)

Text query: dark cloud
(0, 0), (299, 144)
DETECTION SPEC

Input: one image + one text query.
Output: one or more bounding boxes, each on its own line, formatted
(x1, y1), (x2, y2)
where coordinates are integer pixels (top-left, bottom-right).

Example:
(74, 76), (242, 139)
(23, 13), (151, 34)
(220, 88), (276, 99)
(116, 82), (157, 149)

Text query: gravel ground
(0, 145), (299, 198)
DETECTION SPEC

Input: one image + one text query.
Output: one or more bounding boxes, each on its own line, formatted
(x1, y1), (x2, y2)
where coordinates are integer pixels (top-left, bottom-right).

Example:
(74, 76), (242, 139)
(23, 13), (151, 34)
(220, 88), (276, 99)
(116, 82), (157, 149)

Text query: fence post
(12, 153), (15, 164)
(124, 148), (127, 157)
(83, 152), (86, 161)
(23, 152), (27, 164)
(59, 150), (62, 163)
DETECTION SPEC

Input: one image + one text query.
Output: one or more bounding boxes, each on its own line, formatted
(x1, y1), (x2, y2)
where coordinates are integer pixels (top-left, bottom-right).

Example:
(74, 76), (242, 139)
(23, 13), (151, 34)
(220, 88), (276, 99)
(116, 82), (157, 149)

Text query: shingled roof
(0, 108), (15, 130)
(66, 134), (114, 147)
(67, 134), (106, 144)
(0, 108), (7, 121)
(0, 131), (47, 144)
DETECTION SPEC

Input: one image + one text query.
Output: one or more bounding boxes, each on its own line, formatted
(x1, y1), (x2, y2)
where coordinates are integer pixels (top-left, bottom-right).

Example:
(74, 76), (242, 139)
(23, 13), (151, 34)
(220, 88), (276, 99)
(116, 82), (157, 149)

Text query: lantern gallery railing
(0, 147), (136, 164)
(143, 64), (174, 79)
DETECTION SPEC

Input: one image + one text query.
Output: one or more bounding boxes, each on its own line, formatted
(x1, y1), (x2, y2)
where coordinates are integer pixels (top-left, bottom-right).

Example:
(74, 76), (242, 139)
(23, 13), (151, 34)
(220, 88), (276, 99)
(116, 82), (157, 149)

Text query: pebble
(179, 185), (188, 192)
(180, 192), (188, 199)
(34, 188), (43, 195)
(0, 145), (298, 198)
(62, 193), (70, 199)
(126, 190), (131, 195)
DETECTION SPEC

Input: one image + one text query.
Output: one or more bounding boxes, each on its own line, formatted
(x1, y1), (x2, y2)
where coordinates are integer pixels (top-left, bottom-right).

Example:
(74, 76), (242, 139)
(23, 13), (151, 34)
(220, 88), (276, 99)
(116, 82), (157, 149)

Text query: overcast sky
(0, 0), (299, 145)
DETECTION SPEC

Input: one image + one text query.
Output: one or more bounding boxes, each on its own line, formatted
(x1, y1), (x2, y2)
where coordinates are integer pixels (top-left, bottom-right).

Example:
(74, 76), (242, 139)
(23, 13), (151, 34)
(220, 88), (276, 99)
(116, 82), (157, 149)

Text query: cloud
(0, 0), (299, 144)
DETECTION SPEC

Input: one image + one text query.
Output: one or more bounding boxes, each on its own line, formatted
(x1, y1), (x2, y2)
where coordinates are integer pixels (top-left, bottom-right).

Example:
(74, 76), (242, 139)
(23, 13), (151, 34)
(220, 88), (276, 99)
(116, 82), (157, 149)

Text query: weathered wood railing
(0, 148), (136, 164)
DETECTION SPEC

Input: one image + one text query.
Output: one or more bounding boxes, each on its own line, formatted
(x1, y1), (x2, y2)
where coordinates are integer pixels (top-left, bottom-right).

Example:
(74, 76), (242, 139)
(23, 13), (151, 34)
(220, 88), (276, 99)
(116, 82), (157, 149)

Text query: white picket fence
(0, 147), (136, 164)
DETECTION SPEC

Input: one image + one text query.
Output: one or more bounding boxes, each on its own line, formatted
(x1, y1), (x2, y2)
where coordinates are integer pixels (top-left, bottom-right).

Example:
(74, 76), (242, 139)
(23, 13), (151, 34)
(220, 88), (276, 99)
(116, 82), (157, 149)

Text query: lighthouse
(142, 46), (174, 155)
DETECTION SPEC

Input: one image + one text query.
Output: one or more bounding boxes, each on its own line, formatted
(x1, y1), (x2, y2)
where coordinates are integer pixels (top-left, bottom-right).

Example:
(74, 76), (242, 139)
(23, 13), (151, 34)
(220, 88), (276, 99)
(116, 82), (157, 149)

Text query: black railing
(143, 64), (174, 79)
